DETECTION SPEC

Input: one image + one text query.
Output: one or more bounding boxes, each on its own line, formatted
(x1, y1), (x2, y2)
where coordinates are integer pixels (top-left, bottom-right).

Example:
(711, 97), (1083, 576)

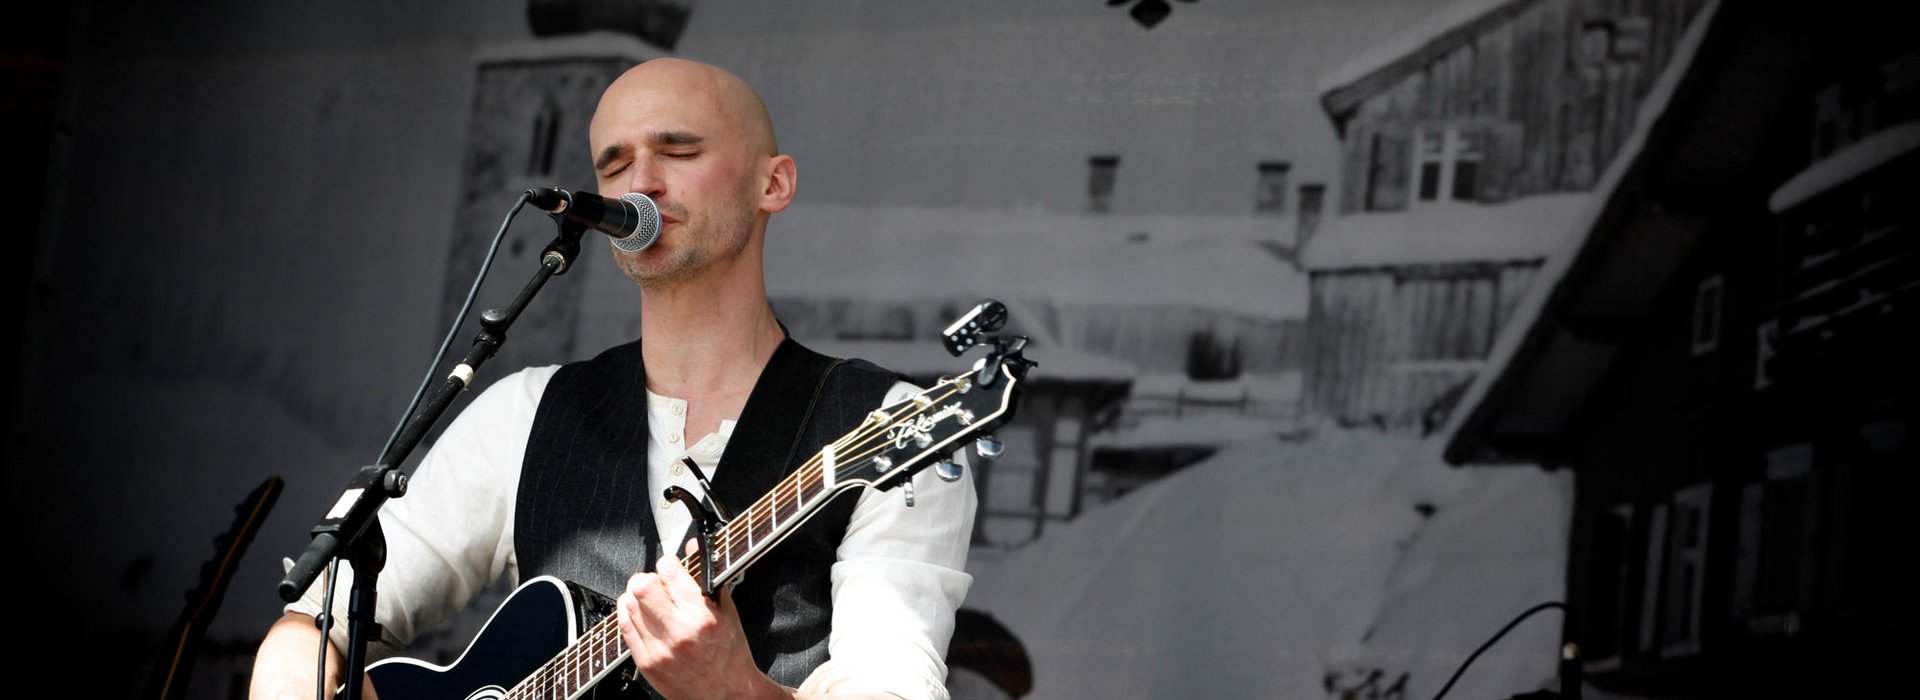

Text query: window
(1733, 445), (1816, 636)
(1413, 127), (1484, 205)
(1659, 484), (1713, 657)
(1636, 502), (1668, 654)
(1577, 20), (1615, 66)
(1298, 183), (1326, 236)
(1365, 131), (1409, 212)
(1692, 275), (1723, 356)
(1584, 504), (1636, 665)
(528, 98), (561, 176)
(1753, 319), (1778, 391)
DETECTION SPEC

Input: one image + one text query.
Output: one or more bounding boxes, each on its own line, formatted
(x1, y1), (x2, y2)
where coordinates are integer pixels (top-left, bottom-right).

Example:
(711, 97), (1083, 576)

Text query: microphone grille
(613, 192), (662, 252)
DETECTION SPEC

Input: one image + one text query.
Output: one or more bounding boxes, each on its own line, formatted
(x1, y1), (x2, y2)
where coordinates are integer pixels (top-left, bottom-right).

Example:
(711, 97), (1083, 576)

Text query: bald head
(588, 58), (799, 292)
(594, 58), (779, 159)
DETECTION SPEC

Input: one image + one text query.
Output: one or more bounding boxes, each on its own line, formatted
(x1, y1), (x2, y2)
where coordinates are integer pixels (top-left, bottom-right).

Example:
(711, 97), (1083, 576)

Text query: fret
(819, 443), (837, 489)
(745, 501), (758, 550)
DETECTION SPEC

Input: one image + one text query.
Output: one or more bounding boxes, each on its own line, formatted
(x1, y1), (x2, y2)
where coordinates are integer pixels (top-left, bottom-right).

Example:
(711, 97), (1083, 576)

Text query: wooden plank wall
(1308, 262), (1542, 429)
(1339, 0), (1708, 213)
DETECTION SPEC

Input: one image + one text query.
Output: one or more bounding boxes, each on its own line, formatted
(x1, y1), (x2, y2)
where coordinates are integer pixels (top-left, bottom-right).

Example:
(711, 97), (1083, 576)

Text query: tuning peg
(935, 459), (964, 483)
(974, 436), (1004, 459)
(903, 480), (916, 507)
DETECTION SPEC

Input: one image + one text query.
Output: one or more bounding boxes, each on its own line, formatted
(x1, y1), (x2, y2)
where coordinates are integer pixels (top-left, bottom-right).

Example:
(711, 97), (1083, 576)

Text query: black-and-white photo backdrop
(9, 1), (1913, 698)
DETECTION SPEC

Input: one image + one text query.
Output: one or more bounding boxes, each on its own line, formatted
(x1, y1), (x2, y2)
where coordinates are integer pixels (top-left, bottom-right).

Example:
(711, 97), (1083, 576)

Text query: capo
(663, 457), (734, 598)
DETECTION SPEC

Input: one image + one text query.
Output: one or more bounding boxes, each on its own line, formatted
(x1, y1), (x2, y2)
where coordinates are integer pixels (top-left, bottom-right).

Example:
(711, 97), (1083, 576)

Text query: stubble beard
(618, 198), (758, 291)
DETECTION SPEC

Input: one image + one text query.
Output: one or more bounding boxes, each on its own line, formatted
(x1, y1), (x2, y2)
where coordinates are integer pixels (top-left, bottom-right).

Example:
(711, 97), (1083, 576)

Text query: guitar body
(364, 576), (622, 700)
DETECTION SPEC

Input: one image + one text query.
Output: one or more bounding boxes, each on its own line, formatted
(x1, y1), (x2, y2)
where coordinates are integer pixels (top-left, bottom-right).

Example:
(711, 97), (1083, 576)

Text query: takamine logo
(886, 404), (964, 451)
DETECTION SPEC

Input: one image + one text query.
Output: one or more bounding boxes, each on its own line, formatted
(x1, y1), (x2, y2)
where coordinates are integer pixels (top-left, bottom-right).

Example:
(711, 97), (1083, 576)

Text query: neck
(637, 256), (784, 399)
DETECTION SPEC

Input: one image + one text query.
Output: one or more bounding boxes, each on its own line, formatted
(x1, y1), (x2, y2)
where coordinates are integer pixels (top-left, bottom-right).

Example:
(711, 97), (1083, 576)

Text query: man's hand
(616, 541), (790, 700)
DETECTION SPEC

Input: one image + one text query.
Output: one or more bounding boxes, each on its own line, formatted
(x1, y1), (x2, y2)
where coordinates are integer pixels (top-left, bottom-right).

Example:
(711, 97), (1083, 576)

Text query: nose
(620, 159), (666, 202)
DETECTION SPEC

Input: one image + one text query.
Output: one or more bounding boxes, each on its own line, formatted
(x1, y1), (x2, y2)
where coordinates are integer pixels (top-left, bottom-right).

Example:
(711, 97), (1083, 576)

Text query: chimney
(1256, 161), (1290, 214)
(1088, 155), (1120, 213)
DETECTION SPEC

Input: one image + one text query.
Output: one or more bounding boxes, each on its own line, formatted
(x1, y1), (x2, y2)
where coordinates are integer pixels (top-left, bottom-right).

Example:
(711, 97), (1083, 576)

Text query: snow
(1301, 193), (1593, 269)
(959, 428), (1571, 699)
(766, 202), (1311, 320)
(1768, 120), (1920, 213)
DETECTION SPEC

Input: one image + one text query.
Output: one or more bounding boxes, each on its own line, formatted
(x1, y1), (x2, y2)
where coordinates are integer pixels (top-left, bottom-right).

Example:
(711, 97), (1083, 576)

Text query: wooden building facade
(1305, 0), (1710, 430)
(1445, 2), (1918, 696)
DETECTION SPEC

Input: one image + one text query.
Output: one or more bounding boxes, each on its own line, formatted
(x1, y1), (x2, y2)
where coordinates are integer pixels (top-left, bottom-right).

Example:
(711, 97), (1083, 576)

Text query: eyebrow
(593, 143), (631, 172)
(650, 130), (705, 148)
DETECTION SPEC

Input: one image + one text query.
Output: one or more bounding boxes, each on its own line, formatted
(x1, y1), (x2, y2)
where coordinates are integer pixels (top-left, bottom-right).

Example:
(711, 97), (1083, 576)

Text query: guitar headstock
(831, 299), (1033, 493)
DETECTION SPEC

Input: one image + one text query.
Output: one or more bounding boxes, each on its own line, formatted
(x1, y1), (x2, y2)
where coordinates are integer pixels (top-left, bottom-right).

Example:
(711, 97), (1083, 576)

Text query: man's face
(588, 65), (765, 289)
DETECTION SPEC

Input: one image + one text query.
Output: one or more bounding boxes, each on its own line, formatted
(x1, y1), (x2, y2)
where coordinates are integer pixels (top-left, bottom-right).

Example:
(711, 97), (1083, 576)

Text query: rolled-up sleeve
(797, 381), (979, 700)
(285, 365), (553, 660)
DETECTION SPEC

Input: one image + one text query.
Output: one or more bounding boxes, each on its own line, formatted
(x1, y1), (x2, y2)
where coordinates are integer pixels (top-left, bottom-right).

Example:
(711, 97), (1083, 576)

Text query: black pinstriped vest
(513, 336), (902, 693)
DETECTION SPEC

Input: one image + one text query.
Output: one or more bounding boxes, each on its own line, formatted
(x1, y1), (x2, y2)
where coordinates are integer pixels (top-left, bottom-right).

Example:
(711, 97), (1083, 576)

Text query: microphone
(526, 187), (661, 252)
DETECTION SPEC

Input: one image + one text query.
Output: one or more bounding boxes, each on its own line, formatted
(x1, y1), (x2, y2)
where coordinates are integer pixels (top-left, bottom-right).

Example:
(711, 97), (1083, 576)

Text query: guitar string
(697, 380), (967, 573)
(506, 377), (983, 697)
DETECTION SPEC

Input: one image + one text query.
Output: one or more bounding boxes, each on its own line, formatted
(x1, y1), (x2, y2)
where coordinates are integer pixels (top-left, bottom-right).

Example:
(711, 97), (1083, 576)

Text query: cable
(377, 190), (531, 462)
(312, 192), (531, 700)
(1431, 601), (1566, 700)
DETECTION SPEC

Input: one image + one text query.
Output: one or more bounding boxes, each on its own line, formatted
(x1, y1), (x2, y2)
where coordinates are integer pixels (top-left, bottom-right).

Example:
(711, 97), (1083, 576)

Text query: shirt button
(672, 462), (684, 476)
(667, 433), (680, 444)
(672, 404), (683, 416)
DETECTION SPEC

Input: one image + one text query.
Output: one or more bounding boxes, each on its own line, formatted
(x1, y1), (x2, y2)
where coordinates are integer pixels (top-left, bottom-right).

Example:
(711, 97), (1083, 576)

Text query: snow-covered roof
(764, 203), (1310, 320)
(1089, 414), (1286, 450)
(1301, 193), (1590, 270)
(1768, 120), (1920, 213)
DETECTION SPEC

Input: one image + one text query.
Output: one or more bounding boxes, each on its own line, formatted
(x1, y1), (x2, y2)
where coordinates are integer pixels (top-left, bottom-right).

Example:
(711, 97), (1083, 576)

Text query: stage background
(8, 1), (1913, 698)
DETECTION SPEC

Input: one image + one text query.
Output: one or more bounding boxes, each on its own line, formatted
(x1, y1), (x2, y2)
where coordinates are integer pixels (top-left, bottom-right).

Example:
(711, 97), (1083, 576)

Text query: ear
(758, 153), (797, 214)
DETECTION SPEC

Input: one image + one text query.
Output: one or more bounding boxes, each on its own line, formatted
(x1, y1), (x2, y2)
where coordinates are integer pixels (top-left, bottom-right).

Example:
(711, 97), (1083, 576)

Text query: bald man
(250, 59), (977, 700)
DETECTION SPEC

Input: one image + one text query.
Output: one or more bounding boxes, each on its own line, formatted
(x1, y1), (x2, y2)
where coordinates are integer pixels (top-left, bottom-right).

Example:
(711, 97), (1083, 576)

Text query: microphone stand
(276, 218), (590, 700)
